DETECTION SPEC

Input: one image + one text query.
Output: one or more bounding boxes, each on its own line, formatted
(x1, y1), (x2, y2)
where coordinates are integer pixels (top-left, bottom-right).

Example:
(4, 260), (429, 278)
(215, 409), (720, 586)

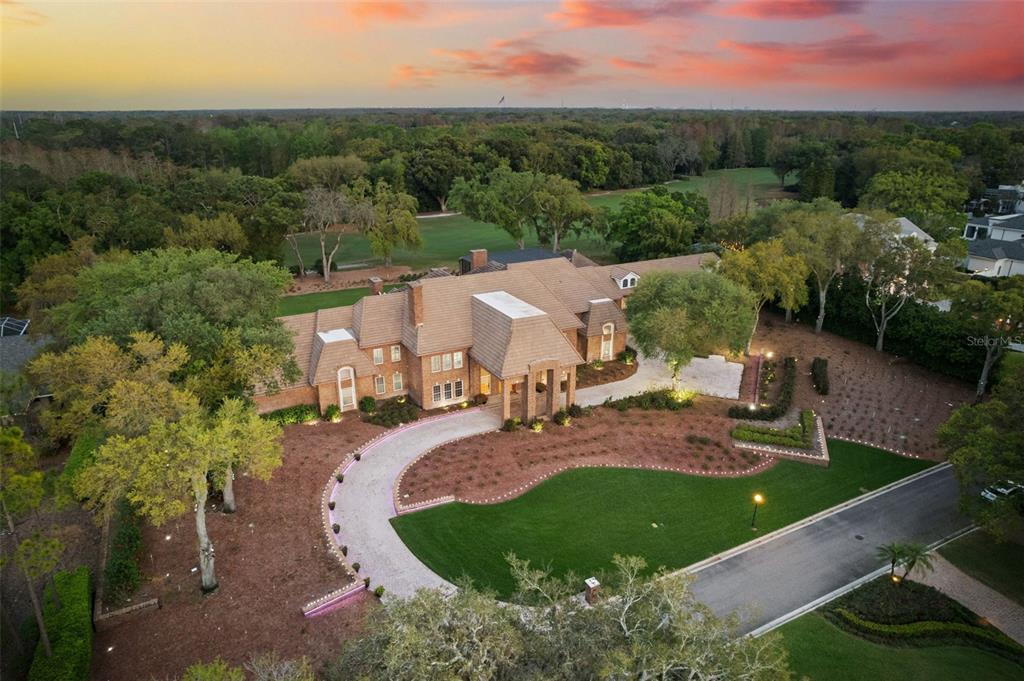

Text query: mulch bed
(92, 420), (384, 681)
(398, 405), (765, 505)
(753, 315), (973, 458)
(575, 357), (639, 389)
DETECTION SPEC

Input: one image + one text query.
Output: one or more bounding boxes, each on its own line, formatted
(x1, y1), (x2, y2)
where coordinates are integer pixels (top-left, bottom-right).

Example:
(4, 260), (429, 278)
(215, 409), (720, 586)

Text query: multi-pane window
(391, 345), (401, 362)
(442, 353), (453, 371)
(453, 351), (463, 369)
(454, 380), (464, 399)
(432, 384), (442, 403)
(392, 372), (403, 391)
(431, 355), (442, 372)
(444, 382), (453, 400)
(374, 376), (386, 394)
(372, 348), (384, 365)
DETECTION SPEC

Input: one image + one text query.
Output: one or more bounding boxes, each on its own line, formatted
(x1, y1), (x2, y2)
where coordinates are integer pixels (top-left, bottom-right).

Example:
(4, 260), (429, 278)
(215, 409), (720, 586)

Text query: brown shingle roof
(469, 292), (582, 379)
(506, 257), (614, 315)
(352, 293), (405, 349)
(310, 329), (378, 384)
(400, 269), (583, 356)
(580, 298), (626, 336)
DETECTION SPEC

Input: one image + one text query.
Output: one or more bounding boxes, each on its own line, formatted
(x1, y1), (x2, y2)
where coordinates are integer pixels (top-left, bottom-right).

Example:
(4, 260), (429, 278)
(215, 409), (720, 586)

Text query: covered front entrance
(499, 360), (577, 423)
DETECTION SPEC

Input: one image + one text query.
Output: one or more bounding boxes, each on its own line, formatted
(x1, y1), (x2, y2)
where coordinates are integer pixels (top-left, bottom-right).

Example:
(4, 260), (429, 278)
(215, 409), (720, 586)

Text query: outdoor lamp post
(751, 493), (765, 530)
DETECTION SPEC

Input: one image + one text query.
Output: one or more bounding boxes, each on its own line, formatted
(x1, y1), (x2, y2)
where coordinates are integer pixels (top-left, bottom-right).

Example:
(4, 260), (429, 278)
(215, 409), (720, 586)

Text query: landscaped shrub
(103, 499), (142, 606)
(373, 585), (385, 598)
(811, 357), (829, 395)
(590, 359), (604, 370)
(529, 418), (544, 433)
(732, 409), (815, 449)
(324, 404), (342, 423)
(617, 348), (637, 365)
(553, 409), (571, 426)
(501, 417), (521, 432)
(262, 403), (319, 426)
(27, 567), (92, 681)
(605, 389), (695, 412)
(472, 393), (489, 406)
(365, 397), (418, 427)
(358, 396), (377, 414)
(352, 562), (360, 572)
(59, 427), (104, 501)
(728, 357), (797, 420)
(332, 523), (340, 534)
(336, 473), (344, 483)
(567, 404), (585, 418)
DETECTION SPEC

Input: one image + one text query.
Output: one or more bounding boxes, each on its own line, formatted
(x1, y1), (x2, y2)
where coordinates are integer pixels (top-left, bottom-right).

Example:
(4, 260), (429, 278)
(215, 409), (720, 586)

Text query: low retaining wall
(94, 598), (160, 632)
(302, 582), (367, 618)
(732, 416), (831, 467)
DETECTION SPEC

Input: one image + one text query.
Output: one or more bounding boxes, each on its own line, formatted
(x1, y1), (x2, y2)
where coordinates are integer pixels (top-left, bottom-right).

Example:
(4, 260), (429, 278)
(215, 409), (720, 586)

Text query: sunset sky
(2, 0), (1022, 111)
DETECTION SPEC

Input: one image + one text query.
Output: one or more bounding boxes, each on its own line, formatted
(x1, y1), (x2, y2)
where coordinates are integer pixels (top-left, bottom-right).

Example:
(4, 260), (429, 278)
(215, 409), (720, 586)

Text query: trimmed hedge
(103, 499), (142, 606)
(828, 607), (1024, 664)
(28, 567), (92, 681)
(604, 388), (695, 412)
(811, 357), (829, 395)
(365, 397), (418, 428)
(262, 403), (319, 425)
(358, 396), (377, 413)
(728, 356), (797, 420)
(324, 404), (342, 423)
(60, 428), (104, 494)
(732, 409), (816, 449)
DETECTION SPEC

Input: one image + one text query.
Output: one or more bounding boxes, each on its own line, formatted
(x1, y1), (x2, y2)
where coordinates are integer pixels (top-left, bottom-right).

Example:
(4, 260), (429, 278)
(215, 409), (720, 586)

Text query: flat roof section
(472, 291), (546, 320)
(317, 328), (356, 343)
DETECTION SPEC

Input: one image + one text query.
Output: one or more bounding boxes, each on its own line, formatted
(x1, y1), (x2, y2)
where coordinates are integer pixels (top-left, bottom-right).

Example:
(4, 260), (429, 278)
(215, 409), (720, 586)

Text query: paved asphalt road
(689, 464), (971, 633)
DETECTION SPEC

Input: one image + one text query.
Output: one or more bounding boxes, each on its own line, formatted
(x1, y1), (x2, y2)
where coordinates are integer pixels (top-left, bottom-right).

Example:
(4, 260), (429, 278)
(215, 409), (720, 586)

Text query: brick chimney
(368, 276), (383, 296)
(469, 249), (488, 271)
(408, 284), (423, 326)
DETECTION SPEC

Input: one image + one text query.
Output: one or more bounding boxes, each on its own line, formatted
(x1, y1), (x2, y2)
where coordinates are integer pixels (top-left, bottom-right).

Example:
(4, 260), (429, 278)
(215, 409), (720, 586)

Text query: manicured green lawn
(278, 287), (374, 316)
(281, 167), (788, 269)
(781, 613), (1022, 680)
(391, 440), (932, 597)
(939, 530), (1024, 607)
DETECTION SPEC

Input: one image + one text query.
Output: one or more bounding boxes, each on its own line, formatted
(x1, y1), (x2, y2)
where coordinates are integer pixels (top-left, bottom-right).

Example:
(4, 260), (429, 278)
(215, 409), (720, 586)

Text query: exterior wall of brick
(363, 342), (410, 401)
(419, 347), (472, 409)
(406, 353), (425, 406)
(581, 329), (627, 361)
(254, 385), (318, 414)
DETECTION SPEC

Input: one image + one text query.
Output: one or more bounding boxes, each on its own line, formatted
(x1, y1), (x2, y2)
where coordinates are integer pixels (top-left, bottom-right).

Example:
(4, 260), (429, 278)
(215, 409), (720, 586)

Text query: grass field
(938, 530), (1024, 607)
(281, 167), (786, 270)
(277, 285), (401, 316)
(780, 613), (1021, 681)
(390, 440), (931, 598)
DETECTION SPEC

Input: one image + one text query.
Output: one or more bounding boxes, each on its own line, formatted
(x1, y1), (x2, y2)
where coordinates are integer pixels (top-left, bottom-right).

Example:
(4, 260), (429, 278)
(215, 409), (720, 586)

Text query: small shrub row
(60, 428), (104, 497)
(811, 357), (829, 395)
(324, 404), (342, 423)
(262, 403), (319, 425)
(103, 499), (142, 606)
(731, 409), (815, 449)
(728, 357), (797, 420)
(365, 397), (419, 428)
(617, 348), (637, 366)
(605, 389), (695, 412)
(827, 607), (1024, 664)
(502, 417), (522, 432)
(28, 567), (92, 681)
(553, 410), (571, 426)
(358, 396), (377, 413)
(528, 418), (544, 433)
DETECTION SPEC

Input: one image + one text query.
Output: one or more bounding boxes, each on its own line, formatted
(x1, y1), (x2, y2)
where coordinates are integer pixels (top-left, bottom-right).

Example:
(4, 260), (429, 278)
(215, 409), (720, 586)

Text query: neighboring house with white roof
(965, 238), (1024, 278)
(849, 214), (938, 251)
(962, 213), (1024, 242)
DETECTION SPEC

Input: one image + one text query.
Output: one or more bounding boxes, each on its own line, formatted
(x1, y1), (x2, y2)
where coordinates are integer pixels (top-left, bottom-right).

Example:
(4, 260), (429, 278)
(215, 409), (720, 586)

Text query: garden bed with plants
(821, 576), (1023, 664)
(575, 349), (640, 389)
(732, 409), (816, 449)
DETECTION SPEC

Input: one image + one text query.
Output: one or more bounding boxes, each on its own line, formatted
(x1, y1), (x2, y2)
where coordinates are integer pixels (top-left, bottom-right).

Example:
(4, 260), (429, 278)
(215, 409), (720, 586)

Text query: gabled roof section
(400, 269), (583, 356)
(969, 238), (1024, 261)
(309, 328), (378, 385)
(581, 298), (627, 336)
(351, 292), (405, 349)
(506, 257), (614, 314)
(469, 292), (582, 379)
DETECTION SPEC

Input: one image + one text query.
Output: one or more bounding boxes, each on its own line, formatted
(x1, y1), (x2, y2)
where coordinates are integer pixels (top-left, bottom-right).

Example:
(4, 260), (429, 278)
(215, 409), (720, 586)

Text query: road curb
(747, 524), (977, 637)
(680, 462), (952, 576)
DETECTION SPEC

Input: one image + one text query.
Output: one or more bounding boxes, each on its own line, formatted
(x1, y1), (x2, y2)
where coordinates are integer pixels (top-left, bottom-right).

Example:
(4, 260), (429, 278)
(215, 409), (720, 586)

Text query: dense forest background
(3, 109), (1023, 308)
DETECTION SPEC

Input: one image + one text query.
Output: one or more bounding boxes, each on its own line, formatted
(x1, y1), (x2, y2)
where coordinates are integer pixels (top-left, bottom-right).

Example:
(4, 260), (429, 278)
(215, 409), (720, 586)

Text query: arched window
(601, 323), (615, 361)
(337, 366), (356, 410)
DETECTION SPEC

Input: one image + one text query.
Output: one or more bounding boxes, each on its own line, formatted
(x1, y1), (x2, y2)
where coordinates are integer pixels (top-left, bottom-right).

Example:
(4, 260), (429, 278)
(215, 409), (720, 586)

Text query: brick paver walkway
(915, 553), (1024, 645)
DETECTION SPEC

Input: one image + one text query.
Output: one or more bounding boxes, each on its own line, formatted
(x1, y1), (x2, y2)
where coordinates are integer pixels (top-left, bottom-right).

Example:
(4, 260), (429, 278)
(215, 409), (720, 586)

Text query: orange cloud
(609, 56), (656, 70)
(548, 0), (710, 28)
(432, 41), (590, 93)
(1, 0), (47, 28)
(721, 32), (926, 66)
(389, 64), (437, 89)
(348, 1), (427, 25)
(724, 0), (865, 20)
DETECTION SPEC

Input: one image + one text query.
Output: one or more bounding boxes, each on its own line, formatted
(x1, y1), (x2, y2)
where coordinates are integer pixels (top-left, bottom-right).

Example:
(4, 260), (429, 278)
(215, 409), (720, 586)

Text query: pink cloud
(724, 0), (865, 20)
(721, 32), (927, 66)
(609, 56), (657, 70)
(548, 0), (710, 28)
(348, 1), (427, 24)
(389, 64), (437, 89)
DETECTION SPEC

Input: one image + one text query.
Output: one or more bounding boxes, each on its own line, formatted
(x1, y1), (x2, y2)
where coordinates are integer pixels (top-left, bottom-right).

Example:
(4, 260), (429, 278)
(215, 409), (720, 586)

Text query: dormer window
(616, 271), (639, 289)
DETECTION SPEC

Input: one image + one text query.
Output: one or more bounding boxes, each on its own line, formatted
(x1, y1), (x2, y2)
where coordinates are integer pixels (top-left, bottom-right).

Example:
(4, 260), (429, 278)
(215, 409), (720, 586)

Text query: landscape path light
(751, 493), (765, 530)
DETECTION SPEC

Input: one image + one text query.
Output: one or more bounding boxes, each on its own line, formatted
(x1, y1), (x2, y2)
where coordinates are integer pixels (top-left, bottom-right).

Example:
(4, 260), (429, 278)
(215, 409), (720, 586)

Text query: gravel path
(915, 553), (1024, 645)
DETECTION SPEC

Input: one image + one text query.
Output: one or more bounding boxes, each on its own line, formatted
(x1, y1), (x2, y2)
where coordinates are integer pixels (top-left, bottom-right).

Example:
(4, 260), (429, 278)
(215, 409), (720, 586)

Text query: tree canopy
(605, 186), (709, 263)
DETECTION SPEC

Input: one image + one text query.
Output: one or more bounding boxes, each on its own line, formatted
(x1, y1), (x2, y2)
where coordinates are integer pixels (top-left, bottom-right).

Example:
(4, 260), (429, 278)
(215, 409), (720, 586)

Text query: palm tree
(899, 543), (935, 581)
(876, 543), (906, 580)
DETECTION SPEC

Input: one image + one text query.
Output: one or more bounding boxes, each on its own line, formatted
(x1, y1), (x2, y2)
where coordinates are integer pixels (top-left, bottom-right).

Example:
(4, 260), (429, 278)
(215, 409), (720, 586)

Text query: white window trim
(337, 366), (356, 411)
(432, 384), (442, 403)
(444, 382), (453, 400)
(391, 345), (401, 362)
(442, 353), (453, 371)
(374, 375), (386, 395)
(453, 351), (463, 369)
(454, 379), (464, 399)
(372, 348), (384, 365)
(392, 372), (403, 391)
(431, 355), (442, 373)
